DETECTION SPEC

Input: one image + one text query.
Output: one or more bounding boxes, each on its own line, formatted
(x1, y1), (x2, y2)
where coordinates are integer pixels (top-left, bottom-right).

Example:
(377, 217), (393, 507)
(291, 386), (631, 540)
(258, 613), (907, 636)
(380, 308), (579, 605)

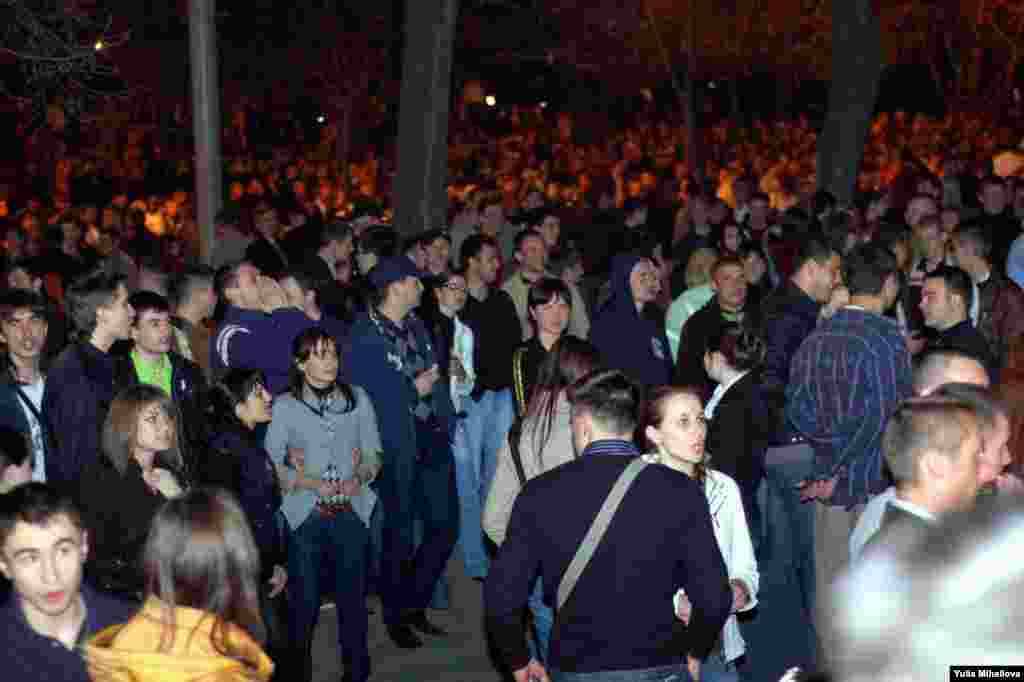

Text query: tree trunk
(816, 0), (884, 204)
(686, 0), (703, 186)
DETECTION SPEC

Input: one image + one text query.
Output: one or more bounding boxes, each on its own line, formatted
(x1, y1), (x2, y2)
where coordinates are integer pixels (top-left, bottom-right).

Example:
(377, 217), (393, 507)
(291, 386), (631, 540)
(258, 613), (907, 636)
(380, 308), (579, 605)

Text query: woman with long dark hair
(201, 368), (290, 670)
(85, 488), (274, 681)
(484, 335), (602, 663)
(264, 327), (381, 682)
(77, 384), (189, 600)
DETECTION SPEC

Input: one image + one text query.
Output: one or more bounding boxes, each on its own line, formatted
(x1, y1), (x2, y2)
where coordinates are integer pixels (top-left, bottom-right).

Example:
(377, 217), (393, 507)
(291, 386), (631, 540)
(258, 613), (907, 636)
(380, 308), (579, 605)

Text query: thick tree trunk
(816, 0), (884, 204)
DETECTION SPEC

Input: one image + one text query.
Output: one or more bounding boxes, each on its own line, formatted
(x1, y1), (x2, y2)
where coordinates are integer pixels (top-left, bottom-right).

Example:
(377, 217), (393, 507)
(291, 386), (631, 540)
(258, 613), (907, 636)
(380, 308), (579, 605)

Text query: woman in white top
(642, 385), (760, 682)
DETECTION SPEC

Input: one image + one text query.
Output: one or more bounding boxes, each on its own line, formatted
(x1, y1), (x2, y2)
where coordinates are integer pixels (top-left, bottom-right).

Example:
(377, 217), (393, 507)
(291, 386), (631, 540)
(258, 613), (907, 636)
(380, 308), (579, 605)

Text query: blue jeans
(551, 663), (691, 682)
(527, 575), (553, 664)
(378, 420), (459, 624)
(700, 652), (739, 682)
(454, 389), (515, 577)
(287, 509), (370, 682)
(741, 443), (819, 681)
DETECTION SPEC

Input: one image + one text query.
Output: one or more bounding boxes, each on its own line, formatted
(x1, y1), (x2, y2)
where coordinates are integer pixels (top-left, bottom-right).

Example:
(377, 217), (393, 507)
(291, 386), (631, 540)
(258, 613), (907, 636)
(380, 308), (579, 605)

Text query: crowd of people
(3, 101), (1024, 682)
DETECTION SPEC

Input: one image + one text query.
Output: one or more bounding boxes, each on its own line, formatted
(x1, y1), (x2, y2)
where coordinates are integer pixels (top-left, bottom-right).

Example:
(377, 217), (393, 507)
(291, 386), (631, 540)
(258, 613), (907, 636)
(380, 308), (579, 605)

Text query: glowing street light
(485, 94), (496, 107)
(94, 39), (104, 51)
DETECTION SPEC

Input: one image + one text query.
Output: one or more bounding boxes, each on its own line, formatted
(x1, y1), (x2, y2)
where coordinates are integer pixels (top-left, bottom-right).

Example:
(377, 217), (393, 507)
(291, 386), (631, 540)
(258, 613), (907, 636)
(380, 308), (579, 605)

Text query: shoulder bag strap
(557, 457), (649, 611)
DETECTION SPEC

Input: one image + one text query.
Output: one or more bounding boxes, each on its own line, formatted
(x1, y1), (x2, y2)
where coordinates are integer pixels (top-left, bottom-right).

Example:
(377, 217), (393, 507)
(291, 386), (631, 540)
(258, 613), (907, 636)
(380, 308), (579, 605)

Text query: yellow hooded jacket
(84, 598), (273, 682)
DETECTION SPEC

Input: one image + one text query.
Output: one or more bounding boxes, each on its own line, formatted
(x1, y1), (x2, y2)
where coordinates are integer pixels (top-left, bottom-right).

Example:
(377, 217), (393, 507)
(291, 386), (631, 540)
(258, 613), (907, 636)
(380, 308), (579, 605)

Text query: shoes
(405, 610), (448, 636)
(386, 622), (423, 649)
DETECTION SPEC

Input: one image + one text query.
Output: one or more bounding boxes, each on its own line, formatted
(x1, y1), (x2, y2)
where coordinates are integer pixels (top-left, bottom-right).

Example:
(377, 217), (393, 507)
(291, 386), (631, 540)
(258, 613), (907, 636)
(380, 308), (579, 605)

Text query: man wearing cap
(345, 256), (459, 650)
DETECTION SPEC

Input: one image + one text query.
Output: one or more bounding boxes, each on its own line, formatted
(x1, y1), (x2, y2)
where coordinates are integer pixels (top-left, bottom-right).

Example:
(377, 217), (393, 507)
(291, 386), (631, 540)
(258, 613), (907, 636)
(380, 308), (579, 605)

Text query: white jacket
(450, 316), (475, 412)
(657, 464), (759, 664)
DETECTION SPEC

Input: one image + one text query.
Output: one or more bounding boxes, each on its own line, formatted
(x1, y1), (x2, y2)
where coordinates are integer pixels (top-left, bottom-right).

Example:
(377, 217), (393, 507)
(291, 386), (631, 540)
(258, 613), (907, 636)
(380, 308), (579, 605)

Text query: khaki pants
(814, 502), (864, 666)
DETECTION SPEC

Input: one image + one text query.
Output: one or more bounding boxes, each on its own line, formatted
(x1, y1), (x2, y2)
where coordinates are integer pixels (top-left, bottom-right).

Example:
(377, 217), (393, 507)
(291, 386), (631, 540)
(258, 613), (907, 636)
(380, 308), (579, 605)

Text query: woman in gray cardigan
(264, 327), (382, 682)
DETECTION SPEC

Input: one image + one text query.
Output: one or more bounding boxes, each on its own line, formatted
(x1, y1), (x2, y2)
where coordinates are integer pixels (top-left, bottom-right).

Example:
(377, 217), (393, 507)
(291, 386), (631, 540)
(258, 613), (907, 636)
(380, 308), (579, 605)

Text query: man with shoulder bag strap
(485, 370), (731, 682)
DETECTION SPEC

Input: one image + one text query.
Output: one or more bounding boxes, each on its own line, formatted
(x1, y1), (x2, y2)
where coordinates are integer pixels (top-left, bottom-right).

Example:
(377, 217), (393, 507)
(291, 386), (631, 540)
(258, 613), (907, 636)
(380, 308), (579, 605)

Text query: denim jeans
(287, 509), (370, 682)
(700, 652), (739, 682)
(551, 663), (691, 682)
(377, 420), (459, 624)
(761, 443), (816, 617)
(527, 575), (553, 664)
(454, 388), (515, 577)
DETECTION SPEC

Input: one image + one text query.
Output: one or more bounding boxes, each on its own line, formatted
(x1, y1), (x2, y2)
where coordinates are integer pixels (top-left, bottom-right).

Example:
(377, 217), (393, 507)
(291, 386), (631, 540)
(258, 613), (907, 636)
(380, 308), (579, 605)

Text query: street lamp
(94, 39), (104, 51)
(485, 94), (496, 107)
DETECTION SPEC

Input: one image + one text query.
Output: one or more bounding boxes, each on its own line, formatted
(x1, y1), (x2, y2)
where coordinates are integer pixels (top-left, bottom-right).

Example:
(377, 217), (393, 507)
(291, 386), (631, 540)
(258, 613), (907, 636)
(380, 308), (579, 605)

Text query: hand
(906, 333), (927, 355)
(258, 276), (289, 312)
(821, 286), (850, 318)
(146, 468), (184, 499)
(414, 364), (441, 397)
(730, 579), (750, 612)
(267, 564), (287, 598)
(287, 447), (306, 473)
(317, 479), (340, 498)
(351, 447), (362, 472)
(338, 476), (361, 497)
(675, 592), (693, 625)
(687, 654), (701, 682)
(797, 477), (837, 503)
(512, 659), (550, 682)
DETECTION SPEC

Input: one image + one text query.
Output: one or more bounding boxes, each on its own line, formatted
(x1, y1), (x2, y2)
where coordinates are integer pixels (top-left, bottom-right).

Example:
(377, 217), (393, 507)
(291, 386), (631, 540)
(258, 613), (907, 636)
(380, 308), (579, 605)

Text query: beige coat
(483, 393), (576, 545)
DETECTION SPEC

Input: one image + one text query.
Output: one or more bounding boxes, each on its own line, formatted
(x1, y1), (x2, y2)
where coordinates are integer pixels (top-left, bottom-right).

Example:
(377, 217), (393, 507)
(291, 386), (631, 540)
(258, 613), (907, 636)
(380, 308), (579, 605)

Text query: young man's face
(132, 308), (173, 356)
(0, 514), (88, 621)
(96, 285), (135, 341)
(0, 307), (48, 367)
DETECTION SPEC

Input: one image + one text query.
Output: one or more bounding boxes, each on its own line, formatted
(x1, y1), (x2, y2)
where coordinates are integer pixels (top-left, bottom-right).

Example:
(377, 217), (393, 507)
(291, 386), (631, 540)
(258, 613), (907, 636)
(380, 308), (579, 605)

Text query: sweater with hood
(84, 598), (273, 682)
(590, 253), (674, 387)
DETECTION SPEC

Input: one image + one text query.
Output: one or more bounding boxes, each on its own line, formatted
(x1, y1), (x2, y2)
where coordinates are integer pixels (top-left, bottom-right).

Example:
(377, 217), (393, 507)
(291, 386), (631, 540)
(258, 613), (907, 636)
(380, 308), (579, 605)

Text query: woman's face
(136, 402), (175, 454)
(298, 339), (339, 389)
(236, 383), (273, 426)
(644, 393), (707, 467)
(723, 225), (742, 253)
(530, 293), (570, 339)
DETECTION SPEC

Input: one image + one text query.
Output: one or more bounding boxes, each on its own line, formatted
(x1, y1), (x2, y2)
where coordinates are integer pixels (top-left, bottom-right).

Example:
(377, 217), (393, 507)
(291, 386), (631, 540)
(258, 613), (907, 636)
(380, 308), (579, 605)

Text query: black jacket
(706, 370), (773, 506)
(42, 342), (119, 494)
(245, 237), (289, 278)
(0, 371), (53, 480)
(674, 298), (760, 402)
(202, 427), (288, 581)
(756, 280), (821, 438)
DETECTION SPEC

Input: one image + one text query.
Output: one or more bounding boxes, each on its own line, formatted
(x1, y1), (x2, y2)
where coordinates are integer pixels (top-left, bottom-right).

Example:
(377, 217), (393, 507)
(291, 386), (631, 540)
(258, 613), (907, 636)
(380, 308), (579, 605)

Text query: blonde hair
(685, 247), (719, 289)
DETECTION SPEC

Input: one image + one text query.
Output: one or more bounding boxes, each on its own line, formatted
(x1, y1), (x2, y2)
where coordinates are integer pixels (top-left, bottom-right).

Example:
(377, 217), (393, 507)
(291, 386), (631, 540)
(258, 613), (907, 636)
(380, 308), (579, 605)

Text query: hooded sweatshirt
(84, 598), (273, 682)
(590, 254), (674, 387)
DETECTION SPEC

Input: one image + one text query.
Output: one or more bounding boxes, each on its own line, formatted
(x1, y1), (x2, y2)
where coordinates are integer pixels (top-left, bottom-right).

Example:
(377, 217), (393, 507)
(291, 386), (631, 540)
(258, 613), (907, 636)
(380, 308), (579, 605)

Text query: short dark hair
(0, 425), (31, 472)
(843, 243), (898, 297)
(527, 277), (572, 313)
(0, 257), (44, 286)
(65, 267), (126, 339)
(792, 236), (839, 273)
(0, 483), (83, 551)
(128, 290), (171, 324)
(460, 233), (499, 270)
(320, 220), (353, 249)
(925, 265), (973, 314)
(953, 222), (993, 262)
(0, 288), (48, 324)
(712, 256), (745, 278)
(357, 226), (399, 260)
(568, 369), (640, 436)
(514, 228), (545, 254)
(712, 325), (766, 372)
(213, 260), (249, 303)
(168, 265), (214, 310)
(979, 175), (1006, 193)
(420, 228), (451, 248)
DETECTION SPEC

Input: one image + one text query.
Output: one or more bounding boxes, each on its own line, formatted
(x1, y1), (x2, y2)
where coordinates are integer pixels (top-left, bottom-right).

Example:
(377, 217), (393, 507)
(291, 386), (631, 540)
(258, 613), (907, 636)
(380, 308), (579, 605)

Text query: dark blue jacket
(345, 309), (454, 476)
(210, 305), (315, 393)
(0, 584), (135, 682)
(590, 254), (674, 388)
(204, 427), (288, 581)
(42, 342), (119, 494)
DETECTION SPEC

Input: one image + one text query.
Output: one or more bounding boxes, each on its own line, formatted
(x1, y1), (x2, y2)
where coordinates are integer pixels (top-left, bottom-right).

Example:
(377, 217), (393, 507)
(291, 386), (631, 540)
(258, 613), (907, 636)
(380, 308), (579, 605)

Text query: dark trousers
(287, 509), (370, 682)
(378, 420), (459, 625)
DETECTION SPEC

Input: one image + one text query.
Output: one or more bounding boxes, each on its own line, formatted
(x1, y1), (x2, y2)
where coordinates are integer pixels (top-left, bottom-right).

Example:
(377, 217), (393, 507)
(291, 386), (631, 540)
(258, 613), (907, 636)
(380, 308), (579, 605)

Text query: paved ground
(310, 552), (507, 682)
